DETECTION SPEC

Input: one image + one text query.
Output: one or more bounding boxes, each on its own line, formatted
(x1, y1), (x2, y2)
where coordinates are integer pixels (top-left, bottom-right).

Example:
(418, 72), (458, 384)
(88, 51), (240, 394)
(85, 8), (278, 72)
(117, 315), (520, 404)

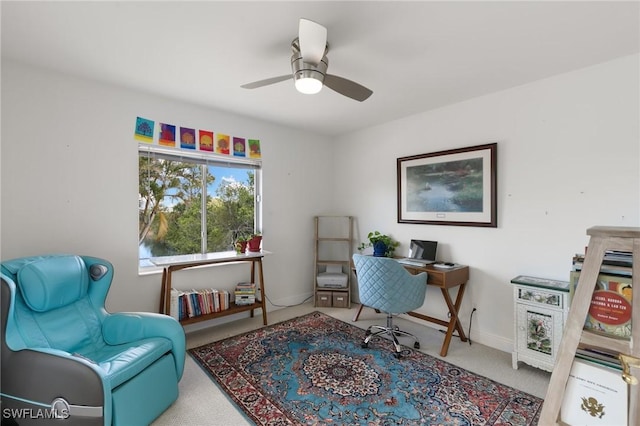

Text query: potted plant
(358, 231), (400, 257)
(235, 234), (249, 254)
(247, 233), (262, 252)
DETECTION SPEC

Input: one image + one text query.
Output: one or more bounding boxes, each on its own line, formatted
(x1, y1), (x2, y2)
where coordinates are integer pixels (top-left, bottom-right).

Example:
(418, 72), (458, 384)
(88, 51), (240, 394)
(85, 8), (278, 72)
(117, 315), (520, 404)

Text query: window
(138, 145), (261, 269)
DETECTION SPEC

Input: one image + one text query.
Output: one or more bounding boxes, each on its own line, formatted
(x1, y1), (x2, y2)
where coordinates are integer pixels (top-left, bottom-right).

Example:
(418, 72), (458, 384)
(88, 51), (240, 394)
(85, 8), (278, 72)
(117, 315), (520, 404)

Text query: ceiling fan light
(291, 52), (327, 95)
(295, 76), (323, 94)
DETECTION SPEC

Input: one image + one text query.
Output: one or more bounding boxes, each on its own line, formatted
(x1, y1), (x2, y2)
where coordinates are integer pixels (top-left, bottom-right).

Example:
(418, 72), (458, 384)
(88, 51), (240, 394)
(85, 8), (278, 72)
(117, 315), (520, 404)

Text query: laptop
(397, 240), (438, 266)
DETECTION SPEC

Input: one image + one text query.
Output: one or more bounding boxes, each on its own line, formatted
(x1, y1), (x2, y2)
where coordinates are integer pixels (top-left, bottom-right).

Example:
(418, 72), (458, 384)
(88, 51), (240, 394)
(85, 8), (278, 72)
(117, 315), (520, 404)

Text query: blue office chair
(353, 253), (427, 358)
(1, 254), (186, 425)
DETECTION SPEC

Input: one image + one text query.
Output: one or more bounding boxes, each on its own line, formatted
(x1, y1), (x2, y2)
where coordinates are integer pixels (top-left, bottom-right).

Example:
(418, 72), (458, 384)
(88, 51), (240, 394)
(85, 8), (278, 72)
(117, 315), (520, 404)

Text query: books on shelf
(569, 272), (633, 339)
(576, 346), (621, 371)
(560, 357), (628, 426)
(173, 288), (231, 321)
(572, 250), (632, 277)
(169, 282), (261, 321)
(235, 282), (257, 305)
(570, 251), (633, 340)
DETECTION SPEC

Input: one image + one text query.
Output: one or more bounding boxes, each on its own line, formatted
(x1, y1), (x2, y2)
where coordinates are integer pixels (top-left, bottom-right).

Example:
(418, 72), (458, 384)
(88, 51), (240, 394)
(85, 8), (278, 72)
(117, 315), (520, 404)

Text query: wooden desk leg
(451, 282), (468, 340)
(439, 283), (468, 357)
(353, 304), (364, 321)
(352, 305), (382, 322)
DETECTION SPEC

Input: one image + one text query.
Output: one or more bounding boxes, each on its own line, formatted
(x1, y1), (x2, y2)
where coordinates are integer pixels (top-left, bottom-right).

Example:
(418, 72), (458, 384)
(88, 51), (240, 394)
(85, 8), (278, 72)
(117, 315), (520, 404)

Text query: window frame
(138, 144), (262, 272)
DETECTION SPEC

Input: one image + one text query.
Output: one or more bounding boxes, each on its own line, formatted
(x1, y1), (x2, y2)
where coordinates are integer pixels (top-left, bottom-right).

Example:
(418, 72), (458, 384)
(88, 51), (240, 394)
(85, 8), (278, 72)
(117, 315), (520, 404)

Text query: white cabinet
(511, 276), (571, 372)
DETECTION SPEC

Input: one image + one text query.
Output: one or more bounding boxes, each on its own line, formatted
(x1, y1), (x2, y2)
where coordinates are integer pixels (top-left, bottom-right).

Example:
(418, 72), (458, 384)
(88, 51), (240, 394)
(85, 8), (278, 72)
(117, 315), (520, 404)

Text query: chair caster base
(361, 342), (369, 348)
(414, 342), (420, 349)
(394, 352), (402, 359)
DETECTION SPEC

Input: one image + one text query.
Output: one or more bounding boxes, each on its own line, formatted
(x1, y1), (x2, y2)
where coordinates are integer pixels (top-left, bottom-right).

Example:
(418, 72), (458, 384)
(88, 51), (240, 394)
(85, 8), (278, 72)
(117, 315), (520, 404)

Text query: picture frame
(397, 143), (497, 227)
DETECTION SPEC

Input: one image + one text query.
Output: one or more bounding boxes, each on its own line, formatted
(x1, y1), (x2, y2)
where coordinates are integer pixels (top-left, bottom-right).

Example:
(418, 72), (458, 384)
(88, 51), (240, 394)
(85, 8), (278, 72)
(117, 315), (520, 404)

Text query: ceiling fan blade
(324, 74), (373, 102)
(241, 75), (292, 89)
(298, 18), (327, 66)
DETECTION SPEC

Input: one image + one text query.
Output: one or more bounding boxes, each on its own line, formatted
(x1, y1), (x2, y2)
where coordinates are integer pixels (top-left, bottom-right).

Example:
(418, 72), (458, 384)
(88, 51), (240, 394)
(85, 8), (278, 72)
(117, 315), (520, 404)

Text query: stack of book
(568, 245), (633, 414)
(172, 288), (231, 321)
(576, 345), (621, 370)
(561, 354), (627, 426)
(571, 268), (633, 340)
(235, 282), (257, 306)
(570, 249), (633, 340)
(560, 248), (632, 425)
(572, 249), (632, 277)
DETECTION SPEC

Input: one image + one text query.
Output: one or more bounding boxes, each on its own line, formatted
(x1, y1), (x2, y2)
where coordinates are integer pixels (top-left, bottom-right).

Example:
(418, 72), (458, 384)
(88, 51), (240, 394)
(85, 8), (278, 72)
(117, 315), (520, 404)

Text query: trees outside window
(138, 150), (259, 268)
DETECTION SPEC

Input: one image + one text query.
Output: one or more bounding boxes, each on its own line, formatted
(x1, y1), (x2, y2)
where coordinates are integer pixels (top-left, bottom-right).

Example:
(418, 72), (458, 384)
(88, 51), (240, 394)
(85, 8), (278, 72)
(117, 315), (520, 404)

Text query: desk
(352, 262), (469, 357)
(154, 251), (268, 326)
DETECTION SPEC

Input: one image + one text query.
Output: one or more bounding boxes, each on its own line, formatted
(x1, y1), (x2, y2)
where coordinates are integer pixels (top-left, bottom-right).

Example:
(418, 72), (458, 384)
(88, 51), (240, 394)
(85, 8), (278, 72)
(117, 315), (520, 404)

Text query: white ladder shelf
(539, 226), (639, 425)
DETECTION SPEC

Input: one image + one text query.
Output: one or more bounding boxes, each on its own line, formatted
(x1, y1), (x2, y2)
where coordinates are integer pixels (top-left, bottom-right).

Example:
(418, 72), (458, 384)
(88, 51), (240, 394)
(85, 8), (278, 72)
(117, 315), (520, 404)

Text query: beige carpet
(152, 302), (550, 425)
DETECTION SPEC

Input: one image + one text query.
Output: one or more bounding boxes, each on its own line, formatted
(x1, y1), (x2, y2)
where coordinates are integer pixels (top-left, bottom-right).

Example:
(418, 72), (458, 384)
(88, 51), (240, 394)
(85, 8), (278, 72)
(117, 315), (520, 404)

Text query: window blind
(138, 144), (261, 170)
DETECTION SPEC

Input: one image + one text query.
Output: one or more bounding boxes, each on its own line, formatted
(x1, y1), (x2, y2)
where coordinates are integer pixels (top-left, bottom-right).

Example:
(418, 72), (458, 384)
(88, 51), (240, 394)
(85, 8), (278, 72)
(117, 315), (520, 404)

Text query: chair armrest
(102, 313), (186, 379)
(1, 347), (109, 425)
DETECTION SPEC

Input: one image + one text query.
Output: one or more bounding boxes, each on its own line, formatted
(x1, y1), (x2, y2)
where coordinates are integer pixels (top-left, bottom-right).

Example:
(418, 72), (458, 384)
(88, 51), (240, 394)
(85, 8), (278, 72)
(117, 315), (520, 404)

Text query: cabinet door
(515, 303), (564, 365)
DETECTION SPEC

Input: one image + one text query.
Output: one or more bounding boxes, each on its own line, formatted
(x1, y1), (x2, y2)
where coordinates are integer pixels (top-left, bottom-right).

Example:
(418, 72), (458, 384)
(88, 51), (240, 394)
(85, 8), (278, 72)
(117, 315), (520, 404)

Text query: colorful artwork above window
(216, 134), (230, 155)
(233, 137), (246, 157)
(180, 127), (196, 150)
(248, 139), (261, 158)
(199, 130), (214, 152)
(159, 123), (176, 147)
(135, 116), (260, 159)
(134, 117), (154, 143)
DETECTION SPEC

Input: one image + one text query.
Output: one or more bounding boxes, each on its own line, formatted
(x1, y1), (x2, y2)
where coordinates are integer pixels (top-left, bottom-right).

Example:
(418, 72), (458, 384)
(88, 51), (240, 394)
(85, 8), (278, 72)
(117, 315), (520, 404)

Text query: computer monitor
(408, 240), (438, 262)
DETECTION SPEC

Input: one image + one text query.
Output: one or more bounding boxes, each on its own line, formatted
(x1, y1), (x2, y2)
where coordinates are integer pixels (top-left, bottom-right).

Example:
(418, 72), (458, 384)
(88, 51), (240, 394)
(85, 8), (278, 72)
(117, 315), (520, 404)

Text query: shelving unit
(314, 216), (353, 308)
(539, 226), (639, 425)
(154, 251), (268, 326)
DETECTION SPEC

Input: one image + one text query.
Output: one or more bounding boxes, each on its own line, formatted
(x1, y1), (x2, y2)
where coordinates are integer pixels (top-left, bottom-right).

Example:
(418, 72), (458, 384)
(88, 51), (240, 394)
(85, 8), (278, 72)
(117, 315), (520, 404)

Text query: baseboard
(266, 292), (314, 309)
(469, 329), (513, 353)
(402, 314), (514, 354)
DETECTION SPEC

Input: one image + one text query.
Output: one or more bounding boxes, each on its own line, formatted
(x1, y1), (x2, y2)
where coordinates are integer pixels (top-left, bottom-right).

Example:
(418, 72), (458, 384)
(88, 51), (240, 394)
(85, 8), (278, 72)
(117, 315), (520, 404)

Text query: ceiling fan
(241, 18), (373, 102)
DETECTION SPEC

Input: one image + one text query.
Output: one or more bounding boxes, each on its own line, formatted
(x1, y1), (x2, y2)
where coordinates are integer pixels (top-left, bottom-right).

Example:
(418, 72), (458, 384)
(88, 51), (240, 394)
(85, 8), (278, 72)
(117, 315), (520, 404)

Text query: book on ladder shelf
(570, 249), (633, 341)
(539, 226), (639, 426)
(560, 356), (628, 425)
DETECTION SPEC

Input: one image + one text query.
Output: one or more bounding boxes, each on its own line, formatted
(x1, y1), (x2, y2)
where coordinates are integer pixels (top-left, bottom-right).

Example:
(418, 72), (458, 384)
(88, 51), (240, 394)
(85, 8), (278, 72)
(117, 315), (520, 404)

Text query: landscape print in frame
(397, 143), (497, 227)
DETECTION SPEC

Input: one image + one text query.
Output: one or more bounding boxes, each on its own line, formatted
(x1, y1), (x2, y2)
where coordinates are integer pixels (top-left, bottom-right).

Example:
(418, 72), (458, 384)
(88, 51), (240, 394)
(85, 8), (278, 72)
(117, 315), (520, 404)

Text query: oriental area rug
(189, 311), (542, 425)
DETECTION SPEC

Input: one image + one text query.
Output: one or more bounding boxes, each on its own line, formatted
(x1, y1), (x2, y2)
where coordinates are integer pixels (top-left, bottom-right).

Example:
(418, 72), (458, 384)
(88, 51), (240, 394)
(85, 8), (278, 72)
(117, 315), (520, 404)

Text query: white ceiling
(2, 1), (639, 137)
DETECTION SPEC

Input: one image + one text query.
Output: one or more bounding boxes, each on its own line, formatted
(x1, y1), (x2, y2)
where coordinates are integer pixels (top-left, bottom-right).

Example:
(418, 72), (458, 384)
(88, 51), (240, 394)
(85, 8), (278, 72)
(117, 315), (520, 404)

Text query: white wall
(334, 54), (640, 351)
(1, 61), (333, 323)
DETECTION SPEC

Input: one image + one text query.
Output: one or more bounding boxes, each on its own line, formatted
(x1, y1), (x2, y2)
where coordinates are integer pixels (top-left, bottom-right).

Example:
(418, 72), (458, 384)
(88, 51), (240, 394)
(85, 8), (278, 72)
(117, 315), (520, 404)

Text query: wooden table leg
(353, 304), (364, 321)
(450, 283), (468, 339)
(439, 283), (468, 357)
(159, 267), (175, 316)
(159, 267), (167, 314)
(257, 258), (267, 325)
(249, 260), (256, 318)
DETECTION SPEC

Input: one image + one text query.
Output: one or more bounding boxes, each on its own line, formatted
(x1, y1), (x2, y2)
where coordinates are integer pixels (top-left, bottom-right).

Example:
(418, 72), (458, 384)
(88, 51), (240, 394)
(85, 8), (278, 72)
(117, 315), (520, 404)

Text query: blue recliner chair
(353, 254), (428, 358)
(0, 254), (185, 425)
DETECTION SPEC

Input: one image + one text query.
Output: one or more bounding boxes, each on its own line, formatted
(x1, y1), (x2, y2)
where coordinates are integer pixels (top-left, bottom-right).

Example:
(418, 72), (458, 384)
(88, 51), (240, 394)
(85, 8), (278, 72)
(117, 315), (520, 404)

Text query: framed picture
(397, 143), (497, 227)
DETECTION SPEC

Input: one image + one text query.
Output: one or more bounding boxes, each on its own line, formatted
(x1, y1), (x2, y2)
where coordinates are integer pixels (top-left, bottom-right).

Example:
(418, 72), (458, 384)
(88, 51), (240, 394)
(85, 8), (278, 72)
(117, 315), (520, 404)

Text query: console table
(353, 262), (470, 357)
(153, 251), (268, 326)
